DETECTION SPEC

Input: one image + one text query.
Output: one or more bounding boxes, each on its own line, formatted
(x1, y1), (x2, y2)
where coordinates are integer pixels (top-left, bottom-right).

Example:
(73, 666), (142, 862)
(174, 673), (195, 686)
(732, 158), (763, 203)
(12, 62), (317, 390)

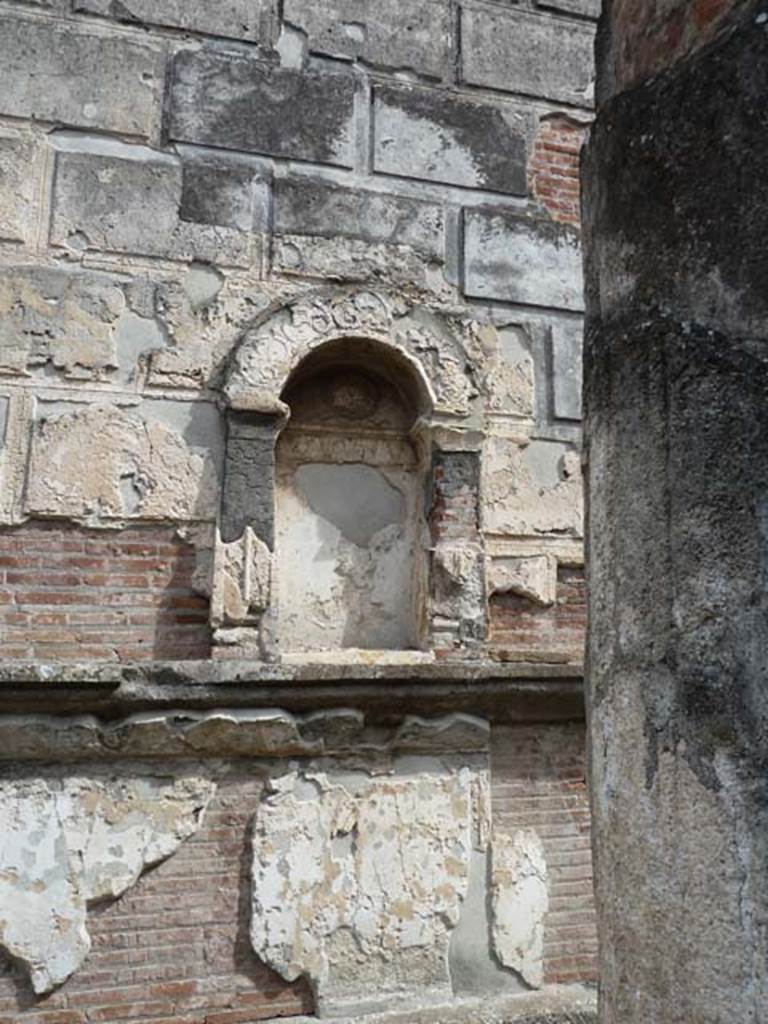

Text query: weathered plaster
(0, 771), (215, 993)
(491, 830), (549, 989)
(26, 402), (219, 522)
(251, 764), (489, 1016)
(488, 555), (558, 607)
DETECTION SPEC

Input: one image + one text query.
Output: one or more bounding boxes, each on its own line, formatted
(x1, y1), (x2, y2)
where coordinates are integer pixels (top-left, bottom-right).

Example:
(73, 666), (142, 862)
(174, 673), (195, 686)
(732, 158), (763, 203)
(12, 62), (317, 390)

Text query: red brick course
(0, 776), (313, 1023)
(491, 723), (598, 986)
(528, 116), (587, 228)
(489, 566), (586, 665)
(0, 522), (211, 661)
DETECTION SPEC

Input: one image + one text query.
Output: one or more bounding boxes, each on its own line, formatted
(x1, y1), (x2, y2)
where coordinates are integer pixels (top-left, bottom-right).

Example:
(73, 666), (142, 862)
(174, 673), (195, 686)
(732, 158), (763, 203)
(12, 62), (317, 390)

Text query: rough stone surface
(274, 177), (444, 257)
(283, 0), (451, 78)
(551, 320), (583, 420)
(0, 15), (163, 137)
(492, 830), (549, 989)
(461, 8), (594, 107)
(0, 134), (38, 244)
(0, 770), (215, 993)
(373, 86), (528, 195)
(50, 142), (261, 267)
(464, 211), (583, 312)
(169, 50), (357, 167)
(210, 526), (273, 627)
(584, 6), (768, 1023)
(26, 402), (220, 522)
(73, 0), (271, 41)
(251, 763), (488, 1016)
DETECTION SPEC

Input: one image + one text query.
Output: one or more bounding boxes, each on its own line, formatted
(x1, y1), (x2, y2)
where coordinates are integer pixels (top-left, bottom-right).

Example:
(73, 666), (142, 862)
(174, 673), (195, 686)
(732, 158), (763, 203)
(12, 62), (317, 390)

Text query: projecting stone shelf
(0, 658), (584, 722)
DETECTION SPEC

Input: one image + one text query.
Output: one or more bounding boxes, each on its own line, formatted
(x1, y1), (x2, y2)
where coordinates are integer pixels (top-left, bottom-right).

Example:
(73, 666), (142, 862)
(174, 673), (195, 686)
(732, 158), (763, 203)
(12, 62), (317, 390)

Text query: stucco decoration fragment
(26, 403), (218, 522)
(466, 322), (535, 418)
(0, 773), (215, 994)
(251, 765), (488, 1015)
(210, 526), (273, 626)
(488, 555), (558, 606)
(225, 288), (477, 417)
(491, 829), (549, 989)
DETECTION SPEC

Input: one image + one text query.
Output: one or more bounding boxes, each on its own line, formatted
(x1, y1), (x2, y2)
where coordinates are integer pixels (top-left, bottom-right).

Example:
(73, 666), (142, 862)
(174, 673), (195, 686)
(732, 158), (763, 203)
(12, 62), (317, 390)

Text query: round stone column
(583, 3), (768, 1021)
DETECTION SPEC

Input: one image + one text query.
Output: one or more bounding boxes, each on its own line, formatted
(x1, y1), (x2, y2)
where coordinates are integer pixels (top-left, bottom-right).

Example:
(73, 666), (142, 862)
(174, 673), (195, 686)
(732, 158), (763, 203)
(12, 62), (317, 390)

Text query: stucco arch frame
(215, 287), (487, 660)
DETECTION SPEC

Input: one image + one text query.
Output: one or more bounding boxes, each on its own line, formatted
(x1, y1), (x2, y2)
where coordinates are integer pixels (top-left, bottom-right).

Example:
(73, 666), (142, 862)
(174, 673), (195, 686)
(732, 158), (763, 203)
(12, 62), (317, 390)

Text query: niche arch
(215, 287), (487, 661)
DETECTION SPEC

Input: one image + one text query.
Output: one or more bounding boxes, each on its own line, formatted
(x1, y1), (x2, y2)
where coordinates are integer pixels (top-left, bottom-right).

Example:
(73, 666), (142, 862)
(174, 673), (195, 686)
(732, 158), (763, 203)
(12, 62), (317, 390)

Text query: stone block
(461, 8), (594, 107)
(537, 0), (601, 18)
(50, 142), (264, 267)
(274, 177), (444, 257)
(464, 210), (583, 311)
(73, 0), (271, 41)
(0, 15), (163, 137)
(169, 50), (357, 167)
(0, 135), (37, 243)
(0, 265), (127, 378)
(282, 0), (451, 79)
(552, 319), (583, 420)
(373, 85), (528, 195)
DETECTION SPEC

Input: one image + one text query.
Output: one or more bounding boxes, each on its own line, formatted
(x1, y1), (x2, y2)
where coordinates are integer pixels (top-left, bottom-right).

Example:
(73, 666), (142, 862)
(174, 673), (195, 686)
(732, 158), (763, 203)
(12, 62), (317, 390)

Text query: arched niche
(214, 288), (487, 662)
(275, 339), (430, 654)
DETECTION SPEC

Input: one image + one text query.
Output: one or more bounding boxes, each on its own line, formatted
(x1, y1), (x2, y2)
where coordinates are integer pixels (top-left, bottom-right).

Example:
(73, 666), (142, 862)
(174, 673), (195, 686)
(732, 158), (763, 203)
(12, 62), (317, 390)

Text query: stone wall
(0, 0), (598, 1020)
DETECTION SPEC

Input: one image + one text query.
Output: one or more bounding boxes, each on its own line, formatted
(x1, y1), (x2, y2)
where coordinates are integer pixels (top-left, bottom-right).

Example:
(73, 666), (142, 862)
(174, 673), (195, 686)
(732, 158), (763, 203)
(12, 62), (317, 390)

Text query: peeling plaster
(26, 402), (219, 522)
(491, 830), (549, 989)
(0, 772), (215, 994)
(251, 765), (489, 1016)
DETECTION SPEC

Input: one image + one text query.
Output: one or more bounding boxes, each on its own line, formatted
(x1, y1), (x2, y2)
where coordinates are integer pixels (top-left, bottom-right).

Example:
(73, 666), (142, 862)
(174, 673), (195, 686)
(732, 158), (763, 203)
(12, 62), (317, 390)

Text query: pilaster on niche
(214, 288), (487, 663)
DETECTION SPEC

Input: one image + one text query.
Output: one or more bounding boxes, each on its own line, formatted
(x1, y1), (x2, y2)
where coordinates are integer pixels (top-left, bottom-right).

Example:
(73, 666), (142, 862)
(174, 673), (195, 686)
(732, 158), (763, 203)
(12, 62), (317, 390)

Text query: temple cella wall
(0, 1), (597, 1021)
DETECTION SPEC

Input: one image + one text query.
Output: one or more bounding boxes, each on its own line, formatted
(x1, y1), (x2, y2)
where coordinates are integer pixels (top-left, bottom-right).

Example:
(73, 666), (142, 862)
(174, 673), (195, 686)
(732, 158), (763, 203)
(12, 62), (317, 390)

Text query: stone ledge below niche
(254, 986), (596, 1024)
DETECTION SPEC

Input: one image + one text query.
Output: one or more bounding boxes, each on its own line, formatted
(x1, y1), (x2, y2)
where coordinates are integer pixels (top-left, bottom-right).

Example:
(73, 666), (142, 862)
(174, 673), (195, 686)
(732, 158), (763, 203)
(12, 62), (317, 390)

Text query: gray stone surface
(584, 10), (768, 1024)
(283, 0), (451, 79)
(551, 320), (583, 420)
(274, 177), (444, 257)
(169, 50), (357, 168)
(464, 210), (583, 311)
(373, 85), (528, 195)
(0, 14), (163, 137)
(0, 134), (37, 243)
(50, 143), (261, 267)
(461, 8), (594, 107)
(73, 0), (271, 41)
(221, 412), (281, 547)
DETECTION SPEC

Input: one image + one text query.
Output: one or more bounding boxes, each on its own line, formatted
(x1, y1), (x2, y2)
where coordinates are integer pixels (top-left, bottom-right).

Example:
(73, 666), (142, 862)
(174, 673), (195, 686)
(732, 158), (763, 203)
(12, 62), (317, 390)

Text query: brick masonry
(491, 724), (598, 987)
(0, 523), (211, 661)
(489, 567), (587, 663)
(0, 775), (312, 1023)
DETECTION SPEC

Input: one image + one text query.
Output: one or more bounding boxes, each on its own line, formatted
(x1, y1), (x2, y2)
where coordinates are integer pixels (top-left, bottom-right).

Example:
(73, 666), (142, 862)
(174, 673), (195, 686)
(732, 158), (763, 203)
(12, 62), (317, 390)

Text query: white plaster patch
(251, 766), (488, 1015)
(26, 402), (219, 522)
(0, 773), (215, 994)
(491, 829), (549, 989)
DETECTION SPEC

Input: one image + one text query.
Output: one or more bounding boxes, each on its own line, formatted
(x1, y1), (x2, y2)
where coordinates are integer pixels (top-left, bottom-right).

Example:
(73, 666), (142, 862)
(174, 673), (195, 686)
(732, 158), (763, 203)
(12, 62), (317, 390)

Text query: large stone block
(464, 210), (583, 311)
(282, 0), (451, 79)
(274, 177), (444, 256)
(73, 0), (271, 41)
(50, 141), (266, 267)
(0, 15), (163, 137)
(373, 85), (528, 195)
(0, 134), (37, 243)
(168, 50), (357, 168)
(461, 8), (594, 107)
(551, 319), (583, 420)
